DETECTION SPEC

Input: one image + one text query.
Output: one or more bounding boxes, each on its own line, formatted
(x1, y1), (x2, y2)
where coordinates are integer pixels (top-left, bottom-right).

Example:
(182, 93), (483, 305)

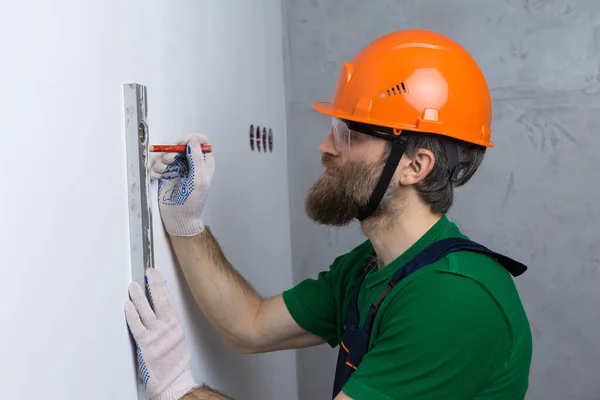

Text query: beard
(305, 152), (398, 226)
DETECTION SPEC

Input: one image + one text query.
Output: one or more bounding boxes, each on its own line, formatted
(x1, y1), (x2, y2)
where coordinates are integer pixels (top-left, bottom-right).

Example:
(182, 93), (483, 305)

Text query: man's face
(305, 120), (397, 226)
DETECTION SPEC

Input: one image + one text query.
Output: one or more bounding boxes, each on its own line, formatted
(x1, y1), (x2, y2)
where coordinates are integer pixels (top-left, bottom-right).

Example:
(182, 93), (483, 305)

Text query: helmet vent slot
(382, 82), (408, 98)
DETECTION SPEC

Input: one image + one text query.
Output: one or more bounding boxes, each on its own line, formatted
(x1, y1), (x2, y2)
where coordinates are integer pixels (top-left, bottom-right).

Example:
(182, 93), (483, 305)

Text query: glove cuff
(154, 369), (198, 400)
(162, 210), (205, 237)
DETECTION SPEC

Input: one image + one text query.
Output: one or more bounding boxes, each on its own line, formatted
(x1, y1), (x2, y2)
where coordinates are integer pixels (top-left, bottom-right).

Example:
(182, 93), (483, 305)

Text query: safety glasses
(330, 117), (397, 153)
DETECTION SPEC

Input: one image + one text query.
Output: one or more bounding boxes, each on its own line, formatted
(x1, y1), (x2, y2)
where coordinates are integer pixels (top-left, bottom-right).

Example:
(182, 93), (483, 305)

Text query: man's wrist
(168, 225), (211, 242)
(181, 384), (233, 400)
(163, 213), (205, 237)
(154, 369), (198, 400)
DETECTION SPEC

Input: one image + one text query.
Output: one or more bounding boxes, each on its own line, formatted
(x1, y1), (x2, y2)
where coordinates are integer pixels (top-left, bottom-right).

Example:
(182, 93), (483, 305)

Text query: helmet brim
(311, 101), (494, 147)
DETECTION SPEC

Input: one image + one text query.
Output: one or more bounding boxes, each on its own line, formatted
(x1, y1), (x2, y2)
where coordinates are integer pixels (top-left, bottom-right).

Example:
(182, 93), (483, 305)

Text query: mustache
(321, 153), (337, 170)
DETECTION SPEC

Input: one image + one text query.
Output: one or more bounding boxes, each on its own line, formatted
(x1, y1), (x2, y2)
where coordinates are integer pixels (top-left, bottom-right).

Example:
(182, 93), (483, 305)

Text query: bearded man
(124, 30), (532, 400)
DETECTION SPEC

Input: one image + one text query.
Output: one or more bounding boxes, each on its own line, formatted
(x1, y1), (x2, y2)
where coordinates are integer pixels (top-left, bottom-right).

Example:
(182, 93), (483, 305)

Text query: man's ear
(399, 148), (436, 185)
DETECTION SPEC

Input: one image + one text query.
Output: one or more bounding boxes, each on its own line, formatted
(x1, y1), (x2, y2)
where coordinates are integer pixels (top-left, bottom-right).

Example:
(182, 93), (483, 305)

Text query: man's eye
(351, 132), (369, 143)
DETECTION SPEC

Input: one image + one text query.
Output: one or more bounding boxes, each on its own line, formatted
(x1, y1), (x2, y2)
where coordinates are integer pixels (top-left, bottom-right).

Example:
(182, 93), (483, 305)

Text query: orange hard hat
(312, 29), (494, 147)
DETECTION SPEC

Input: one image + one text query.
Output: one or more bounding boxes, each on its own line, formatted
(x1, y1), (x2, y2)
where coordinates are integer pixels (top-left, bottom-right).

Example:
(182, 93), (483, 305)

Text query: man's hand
(125, 268), (198, 400)
(152, 134), (215, 237)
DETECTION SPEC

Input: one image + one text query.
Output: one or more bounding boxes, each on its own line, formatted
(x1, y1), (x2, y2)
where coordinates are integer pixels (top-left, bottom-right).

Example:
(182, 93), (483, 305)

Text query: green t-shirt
(283, 216), (532, 400)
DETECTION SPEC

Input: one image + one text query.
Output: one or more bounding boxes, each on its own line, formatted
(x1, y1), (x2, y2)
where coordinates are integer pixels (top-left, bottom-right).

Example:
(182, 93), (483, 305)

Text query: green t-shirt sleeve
(282, 268), (339, 348)
(342, 271), (511, 400)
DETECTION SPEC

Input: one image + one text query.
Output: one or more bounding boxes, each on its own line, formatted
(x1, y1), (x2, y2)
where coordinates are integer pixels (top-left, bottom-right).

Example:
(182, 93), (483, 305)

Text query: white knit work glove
(124, 268), (198, 400)
(151, 134), (215, 236)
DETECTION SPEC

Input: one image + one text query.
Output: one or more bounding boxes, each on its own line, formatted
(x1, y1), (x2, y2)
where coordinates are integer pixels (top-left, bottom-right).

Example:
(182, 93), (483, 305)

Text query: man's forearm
(169, 226), (263, 350)
(183, 384), (233, 400)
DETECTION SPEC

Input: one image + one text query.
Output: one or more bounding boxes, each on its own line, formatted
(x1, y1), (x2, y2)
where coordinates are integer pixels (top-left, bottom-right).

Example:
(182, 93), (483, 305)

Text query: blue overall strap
(331, 269), (369, 399)
(331, 237), (528, 399)
(367, 237), (527, 317)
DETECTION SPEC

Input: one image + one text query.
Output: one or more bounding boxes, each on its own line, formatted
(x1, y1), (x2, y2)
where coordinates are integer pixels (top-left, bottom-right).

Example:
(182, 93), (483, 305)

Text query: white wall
(0, 1), (296, 399)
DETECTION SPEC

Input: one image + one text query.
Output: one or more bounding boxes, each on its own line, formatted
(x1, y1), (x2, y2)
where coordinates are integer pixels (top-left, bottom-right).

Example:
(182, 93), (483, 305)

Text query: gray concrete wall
(283, 1), (600, 399)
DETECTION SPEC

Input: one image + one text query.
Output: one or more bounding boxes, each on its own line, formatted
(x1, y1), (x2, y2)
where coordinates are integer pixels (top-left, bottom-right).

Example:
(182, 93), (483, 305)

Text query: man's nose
(319, 130), (340, 156)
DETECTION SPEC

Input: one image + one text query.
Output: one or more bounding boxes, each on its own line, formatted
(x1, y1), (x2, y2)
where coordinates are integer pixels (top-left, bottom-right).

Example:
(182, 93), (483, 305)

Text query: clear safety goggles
(330, 117), (377, 153)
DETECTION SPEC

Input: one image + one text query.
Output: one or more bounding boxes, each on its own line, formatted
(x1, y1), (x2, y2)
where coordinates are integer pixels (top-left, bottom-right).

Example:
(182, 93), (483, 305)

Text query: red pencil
(149, 144), (213, 153)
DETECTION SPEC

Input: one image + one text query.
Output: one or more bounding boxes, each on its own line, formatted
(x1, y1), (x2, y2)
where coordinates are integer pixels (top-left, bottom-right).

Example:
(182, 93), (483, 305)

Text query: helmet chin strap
(356, 134), (460, 222)
(357, 136), (409, 222)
